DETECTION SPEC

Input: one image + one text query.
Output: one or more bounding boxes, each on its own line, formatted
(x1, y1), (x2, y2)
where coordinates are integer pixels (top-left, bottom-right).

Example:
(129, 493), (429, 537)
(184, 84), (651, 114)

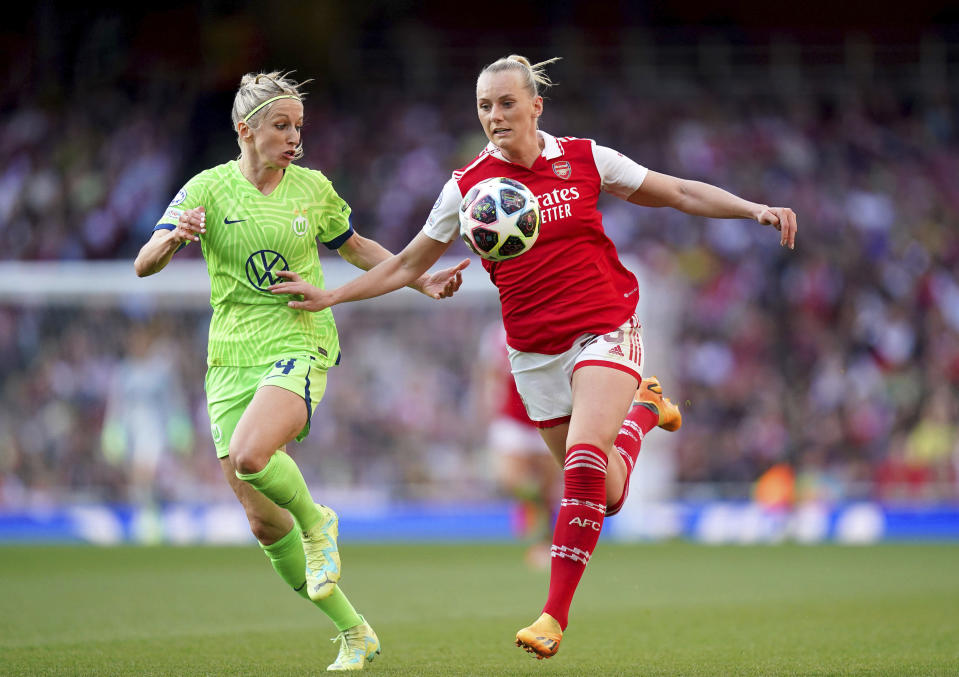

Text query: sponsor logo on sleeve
(426, 193), (444, 227)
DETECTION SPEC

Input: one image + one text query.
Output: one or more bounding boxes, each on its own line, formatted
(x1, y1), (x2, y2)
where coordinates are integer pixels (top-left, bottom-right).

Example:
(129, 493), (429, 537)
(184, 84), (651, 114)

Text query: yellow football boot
(327, 616), (380, 671)
(303, 504), (341, 601)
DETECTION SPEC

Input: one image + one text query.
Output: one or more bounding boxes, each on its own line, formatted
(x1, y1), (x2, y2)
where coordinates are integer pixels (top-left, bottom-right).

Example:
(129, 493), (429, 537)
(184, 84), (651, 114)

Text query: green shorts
(205, 355), (328, 458)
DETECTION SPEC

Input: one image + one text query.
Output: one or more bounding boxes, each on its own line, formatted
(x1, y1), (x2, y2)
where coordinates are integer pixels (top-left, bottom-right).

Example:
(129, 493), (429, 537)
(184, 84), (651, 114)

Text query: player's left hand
(268, 270), (334, 311)
(757, 207), (798, 249)
(419, 258), (470, 299)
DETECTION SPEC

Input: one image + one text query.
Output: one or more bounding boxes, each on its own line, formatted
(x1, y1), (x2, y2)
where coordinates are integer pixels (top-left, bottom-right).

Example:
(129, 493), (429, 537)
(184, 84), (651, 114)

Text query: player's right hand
(757, 206), (797, 250)
(174, 206), (206, 243)
(421, 258), (470, 299)
(269, 270), (335, 311)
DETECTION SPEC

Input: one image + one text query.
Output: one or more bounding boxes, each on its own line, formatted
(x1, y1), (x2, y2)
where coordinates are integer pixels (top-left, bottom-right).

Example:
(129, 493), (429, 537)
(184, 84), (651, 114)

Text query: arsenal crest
(552, 160), (572, 180)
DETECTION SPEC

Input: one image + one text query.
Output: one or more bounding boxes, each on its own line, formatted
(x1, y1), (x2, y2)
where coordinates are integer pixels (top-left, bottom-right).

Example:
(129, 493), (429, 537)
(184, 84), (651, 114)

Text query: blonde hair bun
(480, 55), (562, 97)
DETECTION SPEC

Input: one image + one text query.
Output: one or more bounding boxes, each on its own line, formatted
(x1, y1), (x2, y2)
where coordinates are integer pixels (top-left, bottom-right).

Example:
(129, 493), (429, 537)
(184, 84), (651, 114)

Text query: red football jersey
(424, 132), (644, 354)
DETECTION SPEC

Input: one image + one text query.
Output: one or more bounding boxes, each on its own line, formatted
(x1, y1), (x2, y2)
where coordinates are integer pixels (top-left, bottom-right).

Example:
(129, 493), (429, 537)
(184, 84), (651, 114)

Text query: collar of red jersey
(485, 130), (563, 161)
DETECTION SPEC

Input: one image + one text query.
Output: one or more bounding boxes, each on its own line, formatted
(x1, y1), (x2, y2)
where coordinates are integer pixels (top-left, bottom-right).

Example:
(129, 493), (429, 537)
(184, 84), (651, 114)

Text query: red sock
(543, 444), (608, 630)
(606, 403), (659, 516)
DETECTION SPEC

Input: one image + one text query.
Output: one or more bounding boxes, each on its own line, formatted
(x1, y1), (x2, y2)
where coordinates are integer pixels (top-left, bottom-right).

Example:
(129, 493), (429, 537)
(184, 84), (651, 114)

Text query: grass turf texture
(1, 542), (957, 676)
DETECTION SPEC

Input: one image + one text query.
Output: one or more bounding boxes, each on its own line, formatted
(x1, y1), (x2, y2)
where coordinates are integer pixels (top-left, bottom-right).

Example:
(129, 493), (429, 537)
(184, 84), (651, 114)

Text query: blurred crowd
(1, 34), (958, 507)
(0, 302), (499, 506)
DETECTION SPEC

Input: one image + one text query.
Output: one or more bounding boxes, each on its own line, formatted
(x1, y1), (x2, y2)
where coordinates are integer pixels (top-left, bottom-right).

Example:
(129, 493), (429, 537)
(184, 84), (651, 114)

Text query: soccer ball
(459, 177), (540, 262)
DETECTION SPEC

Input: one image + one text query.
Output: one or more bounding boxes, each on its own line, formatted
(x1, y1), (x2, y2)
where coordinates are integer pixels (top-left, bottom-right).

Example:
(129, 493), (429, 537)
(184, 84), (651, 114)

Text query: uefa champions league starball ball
(459, 177), (540, 262)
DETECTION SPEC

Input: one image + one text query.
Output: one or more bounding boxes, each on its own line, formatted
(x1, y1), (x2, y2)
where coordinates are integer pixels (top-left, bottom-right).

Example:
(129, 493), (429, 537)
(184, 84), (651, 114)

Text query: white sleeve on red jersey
(591, 142), (649, 199)
(422, 177), (463, 243)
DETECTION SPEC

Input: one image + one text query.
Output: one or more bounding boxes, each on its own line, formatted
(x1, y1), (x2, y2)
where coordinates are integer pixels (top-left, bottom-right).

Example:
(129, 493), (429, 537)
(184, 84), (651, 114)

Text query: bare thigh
(230, 385), (309, 474)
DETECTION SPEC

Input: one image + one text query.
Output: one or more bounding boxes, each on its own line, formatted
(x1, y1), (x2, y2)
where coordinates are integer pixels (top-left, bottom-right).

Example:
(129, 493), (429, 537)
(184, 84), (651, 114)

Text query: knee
(230, 437), (269, 476)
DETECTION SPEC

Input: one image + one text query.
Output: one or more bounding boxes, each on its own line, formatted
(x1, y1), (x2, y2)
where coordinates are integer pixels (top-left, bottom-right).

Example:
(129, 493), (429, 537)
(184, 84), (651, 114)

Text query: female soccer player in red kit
(269, 55), (798, 659)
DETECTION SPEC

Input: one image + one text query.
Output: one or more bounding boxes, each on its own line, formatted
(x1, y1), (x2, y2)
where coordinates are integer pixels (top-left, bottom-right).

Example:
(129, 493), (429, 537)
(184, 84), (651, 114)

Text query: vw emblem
(245, 249), (289, 291)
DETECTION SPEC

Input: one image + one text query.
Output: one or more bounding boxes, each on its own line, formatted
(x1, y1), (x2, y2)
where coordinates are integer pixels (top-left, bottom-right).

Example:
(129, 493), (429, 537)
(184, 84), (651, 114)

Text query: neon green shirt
(156, 161), (352, 368)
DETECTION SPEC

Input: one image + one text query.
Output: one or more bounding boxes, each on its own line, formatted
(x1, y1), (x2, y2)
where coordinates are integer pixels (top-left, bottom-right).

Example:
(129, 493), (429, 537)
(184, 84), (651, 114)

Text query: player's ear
(236, 120), (253, 142)
(533, 96), (543, 118)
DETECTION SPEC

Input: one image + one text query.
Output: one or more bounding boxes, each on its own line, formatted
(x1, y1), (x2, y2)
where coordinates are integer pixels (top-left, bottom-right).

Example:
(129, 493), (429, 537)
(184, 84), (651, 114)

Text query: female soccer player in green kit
(134, 71), (468, 671)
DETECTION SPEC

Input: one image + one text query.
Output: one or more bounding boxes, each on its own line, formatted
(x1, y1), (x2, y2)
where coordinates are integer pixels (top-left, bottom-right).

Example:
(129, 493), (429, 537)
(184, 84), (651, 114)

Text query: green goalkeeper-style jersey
(155, 161), (353, 368)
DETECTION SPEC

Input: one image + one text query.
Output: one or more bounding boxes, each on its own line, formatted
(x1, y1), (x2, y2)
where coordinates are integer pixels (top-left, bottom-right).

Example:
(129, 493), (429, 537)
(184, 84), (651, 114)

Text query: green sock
(318, 586), (364, 632)
(261, 525), (363, 631)
(236, 450), (322, 531)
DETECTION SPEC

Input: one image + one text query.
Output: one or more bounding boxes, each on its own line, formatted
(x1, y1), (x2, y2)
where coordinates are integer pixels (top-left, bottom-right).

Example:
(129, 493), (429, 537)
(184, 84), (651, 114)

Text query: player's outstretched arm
(134, 207), (207, 276)
(270, 231), (464, 311)
(336, 232), (469, 299)
(628, 171), (797, 249)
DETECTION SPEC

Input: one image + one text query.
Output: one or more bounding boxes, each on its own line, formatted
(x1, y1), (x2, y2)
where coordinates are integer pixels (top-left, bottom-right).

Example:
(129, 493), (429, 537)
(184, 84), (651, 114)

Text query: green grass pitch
(1, 542), (957, 676)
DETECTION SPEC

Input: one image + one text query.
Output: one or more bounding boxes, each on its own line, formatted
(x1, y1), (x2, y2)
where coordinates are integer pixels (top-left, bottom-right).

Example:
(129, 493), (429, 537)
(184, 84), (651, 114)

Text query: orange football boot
(515, 612), (563, 659)
(636, 376), (682, 431)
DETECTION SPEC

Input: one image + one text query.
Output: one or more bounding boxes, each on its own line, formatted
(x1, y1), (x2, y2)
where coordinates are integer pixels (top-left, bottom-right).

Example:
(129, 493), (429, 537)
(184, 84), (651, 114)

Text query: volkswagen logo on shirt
(246, 249), (289, 291)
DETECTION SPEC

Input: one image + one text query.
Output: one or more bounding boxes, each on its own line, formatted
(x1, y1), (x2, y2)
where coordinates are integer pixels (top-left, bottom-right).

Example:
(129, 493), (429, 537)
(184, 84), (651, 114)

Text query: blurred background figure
(902, 385), (958, 498)
(476, 321), (559, 570)
(100, 322), (193, 507)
